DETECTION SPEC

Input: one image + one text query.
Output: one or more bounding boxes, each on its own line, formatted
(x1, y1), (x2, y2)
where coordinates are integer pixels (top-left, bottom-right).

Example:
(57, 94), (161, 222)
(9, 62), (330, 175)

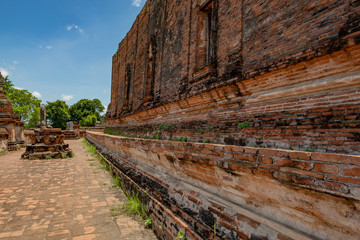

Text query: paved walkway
(0, 139), (156, 240)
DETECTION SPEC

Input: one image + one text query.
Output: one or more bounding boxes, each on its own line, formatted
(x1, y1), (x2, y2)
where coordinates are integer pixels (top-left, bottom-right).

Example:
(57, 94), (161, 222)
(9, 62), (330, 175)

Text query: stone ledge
(86, 131), (360, 240)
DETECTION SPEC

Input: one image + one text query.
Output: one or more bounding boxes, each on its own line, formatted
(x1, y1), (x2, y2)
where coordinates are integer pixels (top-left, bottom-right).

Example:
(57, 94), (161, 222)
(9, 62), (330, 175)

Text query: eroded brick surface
(0, 140), (156, 240)
(102, 0), (360, 239)
(87, 132), (360, 240)
(106, 0), (360, 154)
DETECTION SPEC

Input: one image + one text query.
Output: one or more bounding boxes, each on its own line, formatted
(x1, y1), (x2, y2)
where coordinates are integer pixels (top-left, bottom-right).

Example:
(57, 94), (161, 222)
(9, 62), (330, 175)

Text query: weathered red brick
(313, 163), (339, 175)
(200, 148), (214, 155)
(236, 213), (261, 229)
(311, 153), (360, 166)
(253, 168), (273, 178)
(274, 158), (311, 170)
(260, 164), (279, 170)
(343, 166), (360, 178)
(258, 156), (273, 164)
(325, 175), (360, 185)
(316, 180), (350, 194)
(202, 174), (220, 186)
(228, 164), (253, 174)
(230, 151), (255, 161)
(292, 175), (315, 187)
(289, 151), (311, 161)
(208, 207), (235, 224)
(282, 168), (324, 179)
(273, 171), (292, 182)
(258, 149), (290, 158)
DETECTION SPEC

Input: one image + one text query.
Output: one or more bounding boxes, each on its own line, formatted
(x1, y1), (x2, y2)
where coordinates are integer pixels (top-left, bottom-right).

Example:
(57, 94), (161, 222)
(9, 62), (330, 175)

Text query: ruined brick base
(86, 132), (360, 240)
(0, 129), (8, 152)
(7, 143), (22, 151)
(22, 128), (73, 160)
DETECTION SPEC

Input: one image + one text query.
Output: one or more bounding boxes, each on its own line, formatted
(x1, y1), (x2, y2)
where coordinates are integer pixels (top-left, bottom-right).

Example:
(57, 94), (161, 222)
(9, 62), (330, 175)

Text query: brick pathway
(0, 139), (157, 240)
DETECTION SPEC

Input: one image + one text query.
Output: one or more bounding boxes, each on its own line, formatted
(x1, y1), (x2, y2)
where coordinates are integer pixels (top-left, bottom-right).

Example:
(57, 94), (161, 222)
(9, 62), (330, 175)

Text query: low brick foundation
(0, 128), (8, 152)
(86, 131), (360, 240)
(80, 127), (105, 132)
(24, 130), (34, 144)
(22, 128), (73, 160)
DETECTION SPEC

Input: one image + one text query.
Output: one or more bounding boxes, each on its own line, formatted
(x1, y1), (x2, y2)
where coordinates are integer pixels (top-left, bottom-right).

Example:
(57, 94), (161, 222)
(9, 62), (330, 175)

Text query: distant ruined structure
(0, 72), (25, 151)
(22, 104), (73, 160)
(87, 1), (360, 239)
(62, 121), (86, 140)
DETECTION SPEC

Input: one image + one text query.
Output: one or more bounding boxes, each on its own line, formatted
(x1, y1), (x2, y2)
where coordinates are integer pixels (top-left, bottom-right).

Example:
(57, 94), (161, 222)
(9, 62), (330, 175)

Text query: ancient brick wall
(107, 0), (360, 154)
(24, 130), (34, 144)
(86, 132), (360, 240)
(103, 1), (360, 239)
(0, 128), (8, 152)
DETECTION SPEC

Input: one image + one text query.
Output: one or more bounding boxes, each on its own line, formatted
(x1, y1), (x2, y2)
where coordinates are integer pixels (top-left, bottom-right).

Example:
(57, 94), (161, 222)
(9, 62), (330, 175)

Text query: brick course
(103, 0), (360, 239)
(87, 132), (360, 240)
(106, 0), (360, 155)
(107, 44), (360, 153)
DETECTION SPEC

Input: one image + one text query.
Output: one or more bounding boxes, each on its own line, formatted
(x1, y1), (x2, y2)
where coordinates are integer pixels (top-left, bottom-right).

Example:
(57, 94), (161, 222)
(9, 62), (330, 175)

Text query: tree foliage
(3, 76), (13, 93)
(3, 76), (41, 129)
(79, 114), (97, 127)
(69, 99), (104, 126)
(46, 100), (70, 129)
(2, 77), (105, 129)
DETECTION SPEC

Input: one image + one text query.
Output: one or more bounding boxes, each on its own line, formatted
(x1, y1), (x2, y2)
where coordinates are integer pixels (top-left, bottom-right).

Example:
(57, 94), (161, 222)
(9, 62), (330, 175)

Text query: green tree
(3, 76), (13, 93)
(69, 99), (105, 126)
(46, 100), (70, 129)
(3, 76), (41, 129)
(79, 114), (97, 127)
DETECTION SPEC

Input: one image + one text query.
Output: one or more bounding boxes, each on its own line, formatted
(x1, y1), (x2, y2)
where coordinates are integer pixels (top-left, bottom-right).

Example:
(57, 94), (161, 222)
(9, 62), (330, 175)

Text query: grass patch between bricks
(82, 138), (152, 229)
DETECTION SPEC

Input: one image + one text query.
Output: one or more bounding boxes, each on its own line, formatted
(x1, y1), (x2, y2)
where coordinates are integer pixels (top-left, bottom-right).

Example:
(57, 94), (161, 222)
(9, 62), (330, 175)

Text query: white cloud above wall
(132, 0), (143, 7)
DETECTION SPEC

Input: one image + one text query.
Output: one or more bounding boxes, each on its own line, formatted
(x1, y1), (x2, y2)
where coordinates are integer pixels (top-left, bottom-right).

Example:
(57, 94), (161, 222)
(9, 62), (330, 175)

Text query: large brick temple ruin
(0, 73), (25, 152)
(86, 0), (360, 239)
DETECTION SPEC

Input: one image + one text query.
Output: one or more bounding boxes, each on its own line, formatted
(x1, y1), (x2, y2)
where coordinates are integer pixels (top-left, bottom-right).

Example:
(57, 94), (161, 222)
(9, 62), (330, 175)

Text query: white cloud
(61, 94), (74, 101)
(102, 105), (108, 114)
(132, 0), (142, 7)
(1, 62), (19, 76)
(33, 91), (42, 98)
(9, 61), (18, 70)
(14, 86), (24, 90)
(39, 45), (53, 50)
(66, 24), (85, 35)
(0, 68), (9, 77)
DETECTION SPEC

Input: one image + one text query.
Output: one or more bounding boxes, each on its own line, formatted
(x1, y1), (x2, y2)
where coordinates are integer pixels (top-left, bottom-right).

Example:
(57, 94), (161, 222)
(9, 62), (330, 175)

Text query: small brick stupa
(22, 104), (73, 160)
(62, 121), (85, 140)
(0, 72), (25, 151)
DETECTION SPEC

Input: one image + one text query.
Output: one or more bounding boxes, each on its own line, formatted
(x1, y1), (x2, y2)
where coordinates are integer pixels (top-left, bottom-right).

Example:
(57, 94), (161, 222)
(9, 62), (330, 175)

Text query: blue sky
(0, 0), (146, 111)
